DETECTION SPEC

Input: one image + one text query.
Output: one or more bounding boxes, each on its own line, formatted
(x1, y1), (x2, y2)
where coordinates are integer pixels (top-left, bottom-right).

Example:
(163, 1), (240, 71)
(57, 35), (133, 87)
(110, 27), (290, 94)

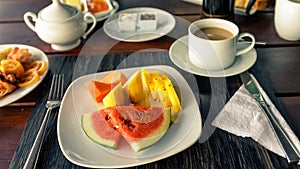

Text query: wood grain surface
(0, 0), (299, 168)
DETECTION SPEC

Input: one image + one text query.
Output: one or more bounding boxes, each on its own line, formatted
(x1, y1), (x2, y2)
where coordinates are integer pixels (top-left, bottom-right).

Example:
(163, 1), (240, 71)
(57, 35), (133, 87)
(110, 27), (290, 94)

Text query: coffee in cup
(193, 27), (234, 40)
(188, 18), (256, 71)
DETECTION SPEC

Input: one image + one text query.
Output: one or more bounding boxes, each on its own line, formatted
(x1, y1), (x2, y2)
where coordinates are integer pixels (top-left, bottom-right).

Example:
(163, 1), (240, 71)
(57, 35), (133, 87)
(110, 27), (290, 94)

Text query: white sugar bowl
(24, 0), (96, 51)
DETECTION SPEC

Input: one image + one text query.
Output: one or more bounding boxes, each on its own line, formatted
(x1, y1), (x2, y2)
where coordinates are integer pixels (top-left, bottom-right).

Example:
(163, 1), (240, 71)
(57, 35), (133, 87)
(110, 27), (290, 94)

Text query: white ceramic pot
(24, 0), (97, 51)
(274, 0), (300, 41)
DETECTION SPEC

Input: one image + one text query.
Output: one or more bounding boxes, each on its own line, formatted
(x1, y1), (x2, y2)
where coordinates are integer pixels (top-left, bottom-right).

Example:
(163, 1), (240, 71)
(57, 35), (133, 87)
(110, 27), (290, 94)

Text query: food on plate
(85, 71), (127, 103)
(118, 12), (158, 31)
(0, 47), (47, 98)
(7, 47), (34, 63)
(0, 80), (17, 98)
(100, 71), (127, 86)
(102, 83), (129, 107)
(87, 0), (109, 13)
(86, 81), (113, 103)
(123, 70), (145, 104)
(25, 60), (47, 75)
(141, 69), (181, 122)
(65, 0), (84, 11)
(0, 48), (12, 61)
(82, 105), (170, 151)
(138, 12), (157, 31)
(82, 109), (121, 149)
(0, 59), (24, 78)
(83, 68), (181, 151)
(18, 69), (40, 88)
(103, 106), (170, 152)
(118, 13), (138, 31)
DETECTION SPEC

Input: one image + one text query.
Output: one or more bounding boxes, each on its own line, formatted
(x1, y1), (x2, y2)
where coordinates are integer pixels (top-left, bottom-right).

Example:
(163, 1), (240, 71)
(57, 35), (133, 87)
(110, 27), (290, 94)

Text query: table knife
(240, 71), (300, 163)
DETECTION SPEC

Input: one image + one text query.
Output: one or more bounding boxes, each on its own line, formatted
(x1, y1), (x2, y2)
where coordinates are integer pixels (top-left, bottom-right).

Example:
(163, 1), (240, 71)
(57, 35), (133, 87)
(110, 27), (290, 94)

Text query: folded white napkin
(212, 74), (300, 162)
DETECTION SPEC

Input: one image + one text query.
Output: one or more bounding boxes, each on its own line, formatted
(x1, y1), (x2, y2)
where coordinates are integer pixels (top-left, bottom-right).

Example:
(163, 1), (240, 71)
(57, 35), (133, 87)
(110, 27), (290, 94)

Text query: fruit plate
(0, 44), (49, 107)
(57, 65), (202, 168)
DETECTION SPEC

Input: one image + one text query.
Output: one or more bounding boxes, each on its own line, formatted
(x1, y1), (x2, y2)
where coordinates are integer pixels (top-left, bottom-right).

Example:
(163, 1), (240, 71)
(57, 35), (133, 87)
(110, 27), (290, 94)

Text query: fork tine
(48, 74), (64, 100)
(58, 74), (64, 99)
(48, 74), (57, 100)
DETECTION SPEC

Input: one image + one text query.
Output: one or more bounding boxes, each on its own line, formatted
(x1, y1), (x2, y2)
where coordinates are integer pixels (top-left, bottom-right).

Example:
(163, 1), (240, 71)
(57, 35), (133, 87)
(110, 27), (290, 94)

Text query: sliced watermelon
(101, 105), (171, 152)
(82, 110), (121, 149)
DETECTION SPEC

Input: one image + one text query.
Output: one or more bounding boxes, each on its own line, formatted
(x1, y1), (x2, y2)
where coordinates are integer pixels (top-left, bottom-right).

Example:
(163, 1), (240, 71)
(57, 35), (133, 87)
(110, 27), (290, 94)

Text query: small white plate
(169, 36), (257, 77)
(57, 65), (202, 168)
(0, 44), (49, 107)
(103, 7), (176, 42)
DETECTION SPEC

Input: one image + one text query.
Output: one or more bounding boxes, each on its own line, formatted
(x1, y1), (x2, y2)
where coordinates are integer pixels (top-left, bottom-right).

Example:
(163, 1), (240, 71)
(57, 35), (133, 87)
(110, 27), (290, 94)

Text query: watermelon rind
(82, 112), (120, 149)
(123, 107), (171, 152)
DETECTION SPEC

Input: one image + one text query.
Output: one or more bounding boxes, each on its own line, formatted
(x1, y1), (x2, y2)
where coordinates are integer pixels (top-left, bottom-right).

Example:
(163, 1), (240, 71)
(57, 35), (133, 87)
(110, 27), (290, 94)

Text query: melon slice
(123, 70), (145, 104)
(82, 110), (121, 149)
(100, 71), (127, 87)
(101, 105), (171, 152)
(85, 71), (127, 103)
(102, 83), (129, 108)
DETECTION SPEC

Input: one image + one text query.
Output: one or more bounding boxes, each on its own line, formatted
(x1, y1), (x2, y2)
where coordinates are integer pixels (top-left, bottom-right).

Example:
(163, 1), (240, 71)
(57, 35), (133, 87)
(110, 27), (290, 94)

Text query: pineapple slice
(142, 69), (159, 101)
(152, 75), (171, 107)
(132, 68), (182, 122)
(164, 77), (181, 112)
(165, 78), (181, 122)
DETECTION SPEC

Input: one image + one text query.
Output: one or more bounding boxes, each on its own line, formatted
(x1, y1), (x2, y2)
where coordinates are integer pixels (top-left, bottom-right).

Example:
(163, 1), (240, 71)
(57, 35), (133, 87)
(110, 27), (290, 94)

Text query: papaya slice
(85, 80), (113, 103)
(85, 71), (127, 103)
(100, 71), (127, 87)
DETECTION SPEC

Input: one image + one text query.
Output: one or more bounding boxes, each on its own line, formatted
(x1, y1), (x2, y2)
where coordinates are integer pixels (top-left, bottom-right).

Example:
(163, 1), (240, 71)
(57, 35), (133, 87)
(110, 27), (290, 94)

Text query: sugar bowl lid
(39, 0), (78, 21)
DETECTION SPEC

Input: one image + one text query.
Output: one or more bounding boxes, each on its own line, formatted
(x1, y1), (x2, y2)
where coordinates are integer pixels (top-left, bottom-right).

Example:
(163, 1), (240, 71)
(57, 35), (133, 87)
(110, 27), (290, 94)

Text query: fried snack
(0, 80), (16, 98)
(0, 59), (24, 78)
(18, 69), (40, 88)
(7, 47), (34, 64)
(0, 48), (12, 61)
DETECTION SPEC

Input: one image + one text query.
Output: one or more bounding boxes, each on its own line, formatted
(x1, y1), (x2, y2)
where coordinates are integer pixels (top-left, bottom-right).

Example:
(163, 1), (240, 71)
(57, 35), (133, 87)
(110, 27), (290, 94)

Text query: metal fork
(23, 74), (64, 169)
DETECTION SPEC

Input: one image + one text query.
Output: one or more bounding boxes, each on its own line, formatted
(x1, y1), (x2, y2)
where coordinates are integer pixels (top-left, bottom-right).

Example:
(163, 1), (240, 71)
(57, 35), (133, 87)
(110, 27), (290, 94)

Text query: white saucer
(103, 7), (176, 42)
(169, 36), (257, 77)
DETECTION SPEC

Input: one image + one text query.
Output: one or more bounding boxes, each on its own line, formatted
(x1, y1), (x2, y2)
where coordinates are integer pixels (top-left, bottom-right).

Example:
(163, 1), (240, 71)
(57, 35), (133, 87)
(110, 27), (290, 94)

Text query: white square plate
(57, 65), (202, 168)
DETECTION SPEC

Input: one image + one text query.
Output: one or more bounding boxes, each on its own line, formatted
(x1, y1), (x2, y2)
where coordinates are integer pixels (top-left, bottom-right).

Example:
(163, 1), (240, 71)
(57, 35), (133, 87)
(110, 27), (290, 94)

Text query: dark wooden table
(0, 0), (299, 168)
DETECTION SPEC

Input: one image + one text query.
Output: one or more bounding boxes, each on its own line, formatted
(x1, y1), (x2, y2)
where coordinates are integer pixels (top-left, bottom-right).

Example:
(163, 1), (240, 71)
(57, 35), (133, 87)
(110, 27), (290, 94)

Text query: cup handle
(236, 33), (256, 56)
(83, 12), (97, 39)
(23, 12), (37, 32)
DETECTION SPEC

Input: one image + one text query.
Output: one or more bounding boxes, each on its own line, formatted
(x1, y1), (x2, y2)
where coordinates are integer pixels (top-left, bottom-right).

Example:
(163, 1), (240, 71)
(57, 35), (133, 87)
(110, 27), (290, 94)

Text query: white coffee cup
(274, 0), (300, 41)
(188, 19), (255, 71)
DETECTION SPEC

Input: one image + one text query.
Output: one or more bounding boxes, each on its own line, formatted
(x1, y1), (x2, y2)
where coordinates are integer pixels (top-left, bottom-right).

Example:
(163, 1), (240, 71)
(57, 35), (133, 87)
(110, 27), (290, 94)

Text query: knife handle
(259, 100), (300, 163)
